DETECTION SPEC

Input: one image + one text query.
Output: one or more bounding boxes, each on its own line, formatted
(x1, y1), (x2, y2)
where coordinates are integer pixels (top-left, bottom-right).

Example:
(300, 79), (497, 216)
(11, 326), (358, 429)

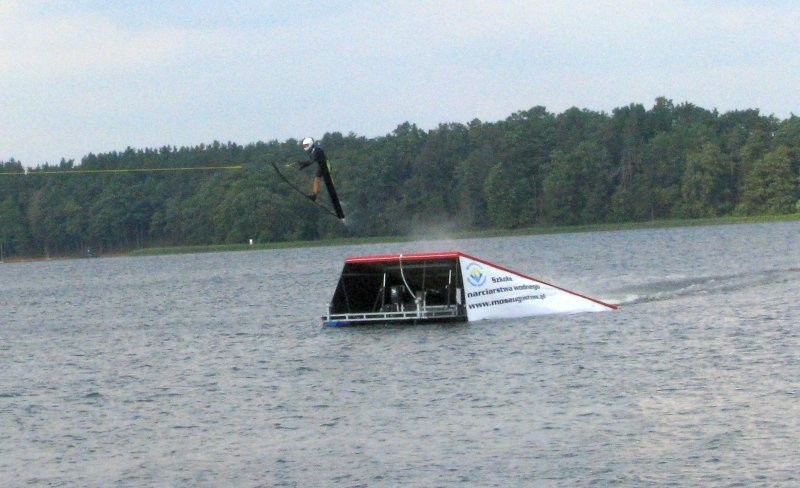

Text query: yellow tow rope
(0, 165), (243, 175)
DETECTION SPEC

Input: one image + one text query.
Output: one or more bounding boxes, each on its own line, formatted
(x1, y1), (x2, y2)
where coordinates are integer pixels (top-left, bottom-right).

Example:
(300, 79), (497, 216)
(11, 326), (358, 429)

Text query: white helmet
(301, 137), (314, 151)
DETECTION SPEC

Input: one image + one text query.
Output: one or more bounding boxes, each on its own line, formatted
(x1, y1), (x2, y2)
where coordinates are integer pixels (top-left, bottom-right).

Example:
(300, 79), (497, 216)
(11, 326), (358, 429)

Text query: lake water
(1, 222), (798, 486)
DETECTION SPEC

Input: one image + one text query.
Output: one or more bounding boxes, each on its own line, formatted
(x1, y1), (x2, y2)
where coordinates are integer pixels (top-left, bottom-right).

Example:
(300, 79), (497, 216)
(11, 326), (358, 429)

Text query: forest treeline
(1, 97), (799, 259)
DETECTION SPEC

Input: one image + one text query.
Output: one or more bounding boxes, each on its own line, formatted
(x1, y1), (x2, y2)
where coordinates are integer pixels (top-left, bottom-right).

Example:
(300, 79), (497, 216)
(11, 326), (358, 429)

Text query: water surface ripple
(1, 222), (798, 486)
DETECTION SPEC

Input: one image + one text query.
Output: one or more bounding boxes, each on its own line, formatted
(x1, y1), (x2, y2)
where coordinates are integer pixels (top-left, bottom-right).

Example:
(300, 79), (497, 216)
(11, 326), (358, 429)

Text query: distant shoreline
(122, 213), (800, 257)
(3, 213), (798, 263)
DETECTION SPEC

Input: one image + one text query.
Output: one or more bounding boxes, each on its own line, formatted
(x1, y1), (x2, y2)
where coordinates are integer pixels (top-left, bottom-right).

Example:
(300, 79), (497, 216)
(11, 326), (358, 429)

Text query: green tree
(0, 160), (30, 257)
(5, 101), (800, 259)
(737, 146), (797, 215)
(542, 141), (612, 225)
(554, 107), (612, 154)
(774, 115), (800, 173)
(0, 195), (29, 257)
(27, 184), (72, 256)
(676, 143), (731, 218)
(490, 106), (556, 226)
(542, 141), (614, 225)
(484, 159), (535, 228)
(404, 123), (469, 224)
(455, 145), (495, 227)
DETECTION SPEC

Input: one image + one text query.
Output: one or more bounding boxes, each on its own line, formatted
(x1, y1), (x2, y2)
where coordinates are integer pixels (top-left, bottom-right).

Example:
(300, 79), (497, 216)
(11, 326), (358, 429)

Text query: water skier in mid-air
(296, 137), (325, 202)
(295, 137), (345, 219)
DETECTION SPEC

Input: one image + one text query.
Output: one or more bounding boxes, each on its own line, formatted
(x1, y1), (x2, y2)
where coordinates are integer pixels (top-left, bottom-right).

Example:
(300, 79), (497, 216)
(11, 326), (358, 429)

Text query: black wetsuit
(298, 145), (327, 175)
(299, 144), (345, 219)
(308, 145), (327, 178)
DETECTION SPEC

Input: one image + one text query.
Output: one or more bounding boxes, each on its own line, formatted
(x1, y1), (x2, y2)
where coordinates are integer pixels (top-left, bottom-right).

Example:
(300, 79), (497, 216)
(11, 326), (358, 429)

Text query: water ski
(320, 164), (345, 220)
(271, 162), (345, 220)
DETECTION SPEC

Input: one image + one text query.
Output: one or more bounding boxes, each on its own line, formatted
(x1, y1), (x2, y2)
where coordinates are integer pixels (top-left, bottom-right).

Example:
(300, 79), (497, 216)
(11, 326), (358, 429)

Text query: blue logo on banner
(466, 262), (486, 287)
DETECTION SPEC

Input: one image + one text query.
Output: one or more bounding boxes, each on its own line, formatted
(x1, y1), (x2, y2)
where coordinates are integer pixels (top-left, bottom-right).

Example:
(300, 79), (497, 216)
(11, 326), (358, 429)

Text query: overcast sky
(2, 0), (799, 166)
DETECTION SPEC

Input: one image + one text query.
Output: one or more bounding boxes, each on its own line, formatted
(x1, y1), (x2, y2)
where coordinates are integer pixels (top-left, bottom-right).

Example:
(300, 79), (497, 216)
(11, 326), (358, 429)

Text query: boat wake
(608, 267), (800, 306)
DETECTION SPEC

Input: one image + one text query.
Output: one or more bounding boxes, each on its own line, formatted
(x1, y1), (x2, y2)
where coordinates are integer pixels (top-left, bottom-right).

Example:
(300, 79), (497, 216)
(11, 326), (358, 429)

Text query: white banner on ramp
(459, 255), (615, 321)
